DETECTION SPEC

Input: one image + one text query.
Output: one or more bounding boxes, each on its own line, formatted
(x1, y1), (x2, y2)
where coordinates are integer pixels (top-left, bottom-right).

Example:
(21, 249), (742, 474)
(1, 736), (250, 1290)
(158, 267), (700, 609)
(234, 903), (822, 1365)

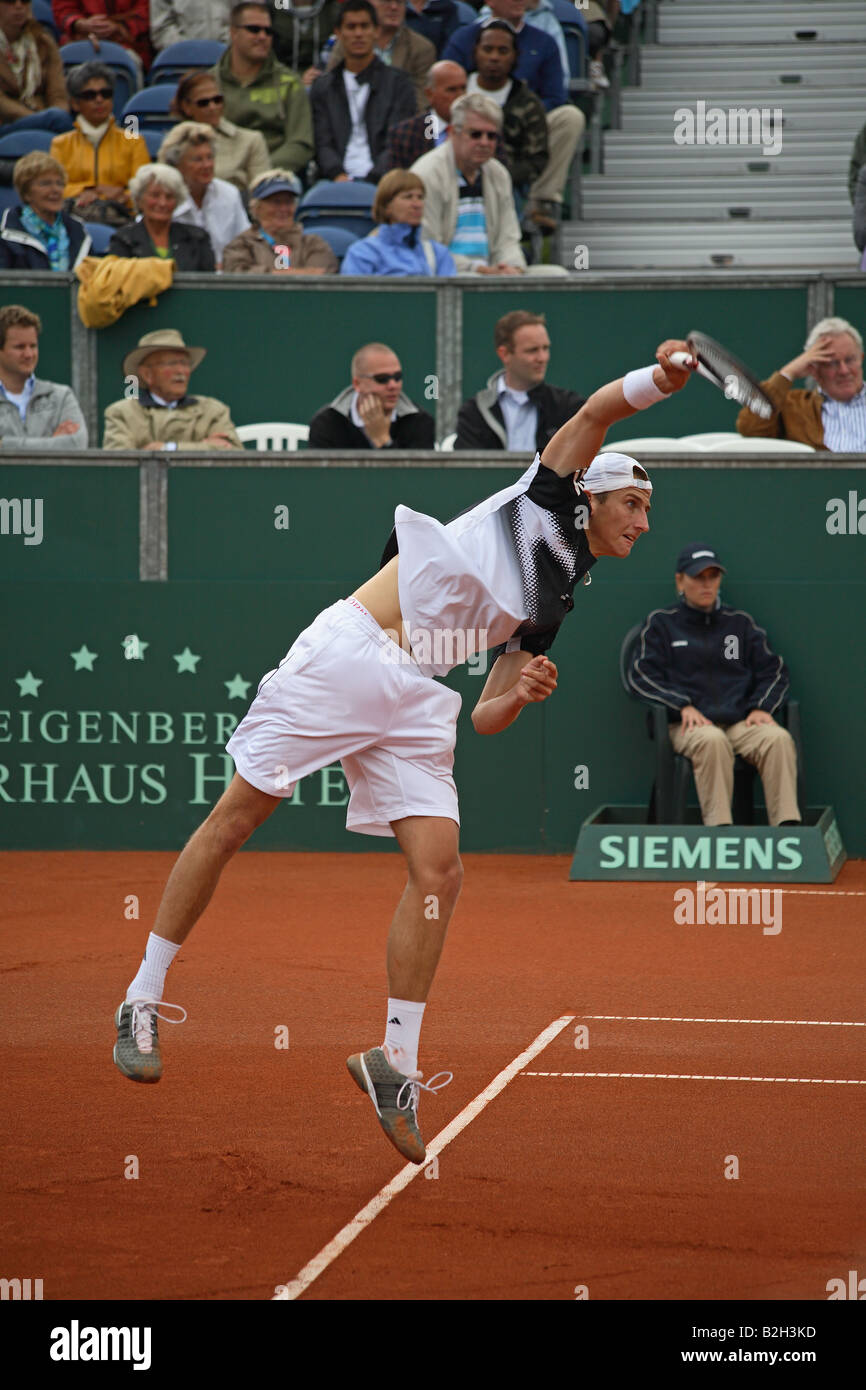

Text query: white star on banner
(173, 647), (201, 674)
(16, 671), (42, 697)
(224, 674), (252, 700)
(70, 645), (98, 671)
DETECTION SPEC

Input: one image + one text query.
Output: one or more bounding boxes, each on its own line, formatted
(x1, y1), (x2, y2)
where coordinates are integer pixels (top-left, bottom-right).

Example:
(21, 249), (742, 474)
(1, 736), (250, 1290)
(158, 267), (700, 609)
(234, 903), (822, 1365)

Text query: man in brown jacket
(0, 2), (70, 131)
(103, 329), (244, 450)
(736, 316), (866, 452)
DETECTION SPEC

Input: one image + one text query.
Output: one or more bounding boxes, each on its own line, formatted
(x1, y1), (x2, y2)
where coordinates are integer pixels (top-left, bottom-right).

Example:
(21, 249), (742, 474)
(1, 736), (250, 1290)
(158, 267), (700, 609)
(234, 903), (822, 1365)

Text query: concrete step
(657, 12), (866, 43)
(581, 184), (851, 221)
(621, 89), (865, 115)
(561, 219), (858, 270)
(601, 149), (848, 177)
(618, 108), (864, 136)
(604, 130), (852, 152)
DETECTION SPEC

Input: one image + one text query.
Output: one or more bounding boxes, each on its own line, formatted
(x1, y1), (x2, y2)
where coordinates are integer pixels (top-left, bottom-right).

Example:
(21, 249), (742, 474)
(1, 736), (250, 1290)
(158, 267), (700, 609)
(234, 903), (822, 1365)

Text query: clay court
(3, 850), (864, 1302)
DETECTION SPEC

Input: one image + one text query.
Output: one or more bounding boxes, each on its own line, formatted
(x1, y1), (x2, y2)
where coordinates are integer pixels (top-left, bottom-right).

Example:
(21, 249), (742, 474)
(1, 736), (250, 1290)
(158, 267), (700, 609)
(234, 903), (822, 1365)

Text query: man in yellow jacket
(103, 329), (244, 450)
(49, 62), (150, 220)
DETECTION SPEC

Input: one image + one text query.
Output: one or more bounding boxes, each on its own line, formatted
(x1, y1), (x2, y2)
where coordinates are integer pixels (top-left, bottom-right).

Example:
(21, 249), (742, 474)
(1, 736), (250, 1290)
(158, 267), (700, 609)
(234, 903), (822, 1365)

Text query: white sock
(383, 997), (426, 1076)
(126, 932), (181, 1004)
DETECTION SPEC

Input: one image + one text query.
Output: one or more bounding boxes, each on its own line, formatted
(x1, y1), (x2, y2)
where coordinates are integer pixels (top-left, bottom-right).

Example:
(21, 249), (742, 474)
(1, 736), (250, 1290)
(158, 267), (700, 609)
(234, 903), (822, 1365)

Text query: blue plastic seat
(453, 0), (477, 24)
(149, 40), (227, 85)
(561, 22), (589, 87)
(59, 40), (140, 117)
(141, 129), (165, 158)
(121, 86), (179, 140)
(32, 0), (59, 41)
(84, 221), (115, 255)
(0, 186), (19, 215)
(0, 129), (56, 158)
(311, 224), (358, 264)
(297, 180), (377, 238)
(551, 0), (588, 37)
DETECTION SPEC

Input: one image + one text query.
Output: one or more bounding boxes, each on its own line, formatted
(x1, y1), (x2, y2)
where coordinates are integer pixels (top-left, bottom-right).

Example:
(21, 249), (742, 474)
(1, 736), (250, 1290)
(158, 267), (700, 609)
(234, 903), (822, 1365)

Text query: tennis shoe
(346, 1045), (452, 1165)
(113, 998), (187, 1083)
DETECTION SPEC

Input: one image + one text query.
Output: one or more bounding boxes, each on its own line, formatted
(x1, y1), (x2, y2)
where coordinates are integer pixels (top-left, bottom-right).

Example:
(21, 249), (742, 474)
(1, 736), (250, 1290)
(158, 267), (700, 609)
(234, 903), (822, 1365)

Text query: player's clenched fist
(654, 339), (694, 394)
(514, 655), (558, 705)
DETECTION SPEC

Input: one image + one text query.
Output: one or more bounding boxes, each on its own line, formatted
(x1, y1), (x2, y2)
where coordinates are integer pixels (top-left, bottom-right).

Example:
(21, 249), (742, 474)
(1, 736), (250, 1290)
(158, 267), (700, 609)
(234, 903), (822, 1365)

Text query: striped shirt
(821, 383), (866, 452)
(450, 172), (488, 263)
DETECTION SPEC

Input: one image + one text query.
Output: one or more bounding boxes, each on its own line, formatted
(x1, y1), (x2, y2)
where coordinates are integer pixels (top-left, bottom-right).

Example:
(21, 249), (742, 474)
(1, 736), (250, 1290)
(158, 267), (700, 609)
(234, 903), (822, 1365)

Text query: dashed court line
(523, 1072), (866, 1085)
(579, 1014), (865, 1027)
(271, 1013), (576, 1301)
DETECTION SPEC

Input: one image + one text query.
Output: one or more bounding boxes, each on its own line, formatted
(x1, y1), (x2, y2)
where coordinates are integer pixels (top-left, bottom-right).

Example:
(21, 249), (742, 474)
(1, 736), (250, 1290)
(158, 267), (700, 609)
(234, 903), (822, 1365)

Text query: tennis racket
(670, 330), (774, 420)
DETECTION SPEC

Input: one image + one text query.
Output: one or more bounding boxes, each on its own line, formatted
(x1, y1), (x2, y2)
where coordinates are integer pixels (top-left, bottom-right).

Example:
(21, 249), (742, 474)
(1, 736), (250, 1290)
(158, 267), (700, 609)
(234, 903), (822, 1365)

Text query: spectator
(327, 0), (437, 113)
(411, 90), (526, 274)
(628, 543), (801, 827)
(853, 162), (866, 266)
(386, 58), (466, 169)
(108, 162), (216, 269)
(159, 120), (249, 265)
(222, 167), (338, 273)
(0, 0), (71, 133)
(0, 302), (87, 448)
(53, 0), (153, 74)
(467, 20), (547, 194)
(211, 1), (313, 175)
(310, 0), (416, 182)
(308, 340), (435, 448)
(442, 0), (584, 232)
(341, 167), (455, 275)
(523, 0), (570, 90)
(404, 0), (463, 58)
(455, 309), (584, 449)
(582, 0), (617, 91)
(103, 328), (243, 449)
(50, 61), (150, 224)
(272, 0), (342, 85)
(736, 317), (866, 452)
(171, 69), (269, 193)
(0, 149), (90, 268)
(848, 119), (866, 204)
(150, 0), (232, 52)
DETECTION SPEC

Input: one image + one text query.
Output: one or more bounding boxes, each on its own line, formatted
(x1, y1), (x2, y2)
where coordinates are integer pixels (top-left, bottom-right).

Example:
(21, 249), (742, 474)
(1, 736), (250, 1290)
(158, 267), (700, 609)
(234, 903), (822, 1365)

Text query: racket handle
(670, 351), (695, 368)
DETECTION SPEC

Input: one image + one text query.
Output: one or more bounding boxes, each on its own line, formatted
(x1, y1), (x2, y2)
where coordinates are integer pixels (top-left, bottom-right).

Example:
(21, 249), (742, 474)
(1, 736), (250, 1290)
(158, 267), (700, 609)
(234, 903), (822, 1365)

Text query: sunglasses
(80, 88), (113, 100)
(361, 372), (402, 384)
(465, 129), (498, 141)
(236, 23), (272, 34)
(194, 94), (224, 107)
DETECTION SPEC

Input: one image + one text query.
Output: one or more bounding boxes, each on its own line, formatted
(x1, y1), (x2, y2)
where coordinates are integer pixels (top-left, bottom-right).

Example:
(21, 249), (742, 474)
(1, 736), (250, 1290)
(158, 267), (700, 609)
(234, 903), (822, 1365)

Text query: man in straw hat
(113, 338), (695, 1167)
(102, 329), (243, 450)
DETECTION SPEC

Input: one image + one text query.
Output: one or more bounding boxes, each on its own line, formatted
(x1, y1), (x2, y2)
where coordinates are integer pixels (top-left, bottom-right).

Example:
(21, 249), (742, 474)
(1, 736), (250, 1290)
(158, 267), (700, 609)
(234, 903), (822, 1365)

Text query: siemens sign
(598, 834), (803, 872)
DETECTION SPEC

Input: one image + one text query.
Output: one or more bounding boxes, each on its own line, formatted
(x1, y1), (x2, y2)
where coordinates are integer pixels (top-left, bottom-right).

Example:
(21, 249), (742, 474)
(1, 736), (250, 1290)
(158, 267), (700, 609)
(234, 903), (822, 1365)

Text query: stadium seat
(0, 129), (56, 158)
(683, 433), (816, 454)
(313, 224), (358, 263)
(32, 0), (58, 41)
(141, 130), (165, 158)
(0, 185), (19, 214)
(237, 422), (310, 451)
(437, 432), (457, 451)
(619, 622), (805, 824)
(84, 222), (115, 255)
(121, 86), (179, 140)
(561, 22), (590, 93)
(297, 180), (377, 238)
(453, 1), (476, 25)
(149, 40), (227, 86)
(600, 437), (695, 453)
(59, 41), (140, 118)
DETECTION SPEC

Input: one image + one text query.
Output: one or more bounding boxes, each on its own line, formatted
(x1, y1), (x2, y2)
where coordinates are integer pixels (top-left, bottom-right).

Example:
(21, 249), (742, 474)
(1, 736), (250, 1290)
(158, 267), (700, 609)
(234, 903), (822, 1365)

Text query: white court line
(272, 1013), (575, 1302)
(524, 1072), (866, 1085)
(780, 889), (866, 896)
(579, 1014), (865, 1027)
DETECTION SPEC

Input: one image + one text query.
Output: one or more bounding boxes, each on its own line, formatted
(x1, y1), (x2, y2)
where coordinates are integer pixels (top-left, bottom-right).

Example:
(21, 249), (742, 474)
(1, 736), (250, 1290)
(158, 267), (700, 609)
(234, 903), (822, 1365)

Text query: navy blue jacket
(442, 20), (567, 109)
(628, 598), (790, 725)
(405, 0), (463, 56)
(0, 205), (90, 270)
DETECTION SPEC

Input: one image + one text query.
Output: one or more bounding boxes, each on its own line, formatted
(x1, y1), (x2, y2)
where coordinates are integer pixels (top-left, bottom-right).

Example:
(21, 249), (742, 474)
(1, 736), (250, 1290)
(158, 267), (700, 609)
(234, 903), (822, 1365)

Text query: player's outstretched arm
(541, 339), (694, 478)
(472, 651), (557, 736)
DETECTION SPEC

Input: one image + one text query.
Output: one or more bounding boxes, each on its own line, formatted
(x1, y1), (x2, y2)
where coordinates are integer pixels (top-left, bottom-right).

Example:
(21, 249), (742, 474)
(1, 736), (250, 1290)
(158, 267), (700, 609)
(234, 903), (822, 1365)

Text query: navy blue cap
(251, 173), (302, 200)
(676, 544), (726, 576)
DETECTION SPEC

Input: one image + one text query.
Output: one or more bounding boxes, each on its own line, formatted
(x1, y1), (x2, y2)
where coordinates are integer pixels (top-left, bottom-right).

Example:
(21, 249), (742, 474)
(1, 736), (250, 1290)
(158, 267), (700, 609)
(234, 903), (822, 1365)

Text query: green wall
(1, 463), (864, 855)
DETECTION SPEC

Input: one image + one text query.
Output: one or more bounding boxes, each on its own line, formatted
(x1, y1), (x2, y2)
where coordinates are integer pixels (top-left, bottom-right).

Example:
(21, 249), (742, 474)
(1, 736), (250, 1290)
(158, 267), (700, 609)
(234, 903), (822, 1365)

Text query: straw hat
(122, 329), (206, 377)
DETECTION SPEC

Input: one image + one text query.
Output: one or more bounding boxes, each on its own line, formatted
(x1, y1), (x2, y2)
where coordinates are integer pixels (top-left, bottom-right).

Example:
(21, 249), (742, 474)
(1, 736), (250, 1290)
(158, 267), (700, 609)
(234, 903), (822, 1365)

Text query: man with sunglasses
(308, 341), (435, 449)
(212, 1), (313, 175)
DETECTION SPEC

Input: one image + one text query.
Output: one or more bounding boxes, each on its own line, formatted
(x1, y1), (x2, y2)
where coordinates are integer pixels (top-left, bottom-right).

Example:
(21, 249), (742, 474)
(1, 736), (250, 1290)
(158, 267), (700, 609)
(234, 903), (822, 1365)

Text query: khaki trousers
(668, 720), (800, 826)
(530, 104), (585, 204)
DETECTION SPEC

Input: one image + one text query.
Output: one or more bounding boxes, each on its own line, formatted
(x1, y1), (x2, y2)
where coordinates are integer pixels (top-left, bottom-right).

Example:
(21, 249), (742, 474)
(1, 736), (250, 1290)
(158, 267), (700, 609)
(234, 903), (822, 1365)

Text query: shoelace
(397, 1069), (453, 1115)
(130, 999), (188, 1054)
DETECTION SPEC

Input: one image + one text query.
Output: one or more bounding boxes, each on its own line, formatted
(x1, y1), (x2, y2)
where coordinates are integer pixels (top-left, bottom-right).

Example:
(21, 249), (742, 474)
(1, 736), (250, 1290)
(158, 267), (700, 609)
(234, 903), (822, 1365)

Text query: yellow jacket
(76, 255), (175, 329)
(50, 118), (151, 204)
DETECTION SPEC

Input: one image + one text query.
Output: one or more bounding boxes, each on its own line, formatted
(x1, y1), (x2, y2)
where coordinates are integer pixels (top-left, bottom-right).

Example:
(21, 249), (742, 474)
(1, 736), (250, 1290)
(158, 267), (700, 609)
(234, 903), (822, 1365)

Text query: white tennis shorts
(225, 598), (462, 836)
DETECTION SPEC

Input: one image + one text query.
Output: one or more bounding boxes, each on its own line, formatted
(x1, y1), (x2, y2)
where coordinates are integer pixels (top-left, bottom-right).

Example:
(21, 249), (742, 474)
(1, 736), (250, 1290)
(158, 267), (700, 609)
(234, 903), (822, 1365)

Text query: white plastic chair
(438, 432), (457, 451)
(599, 436), (694, 453)
(692, 434), (815, 454)
(237, 422), (309, 451)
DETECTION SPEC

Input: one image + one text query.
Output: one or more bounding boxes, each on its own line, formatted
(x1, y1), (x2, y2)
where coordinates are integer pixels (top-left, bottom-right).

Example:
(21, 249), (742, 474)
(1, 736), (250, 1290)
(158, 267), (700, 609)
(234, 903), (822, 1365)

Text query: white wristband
(622, 365), (666, 410)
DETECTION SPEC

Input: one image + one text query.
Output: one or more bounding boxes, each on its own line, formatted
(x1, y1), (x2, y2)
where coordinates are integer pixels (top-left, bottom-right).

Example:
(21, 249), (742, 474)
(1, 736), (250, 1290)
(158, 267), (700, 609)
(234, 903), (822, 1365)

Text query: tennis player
(114, 338), (694, 1164)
